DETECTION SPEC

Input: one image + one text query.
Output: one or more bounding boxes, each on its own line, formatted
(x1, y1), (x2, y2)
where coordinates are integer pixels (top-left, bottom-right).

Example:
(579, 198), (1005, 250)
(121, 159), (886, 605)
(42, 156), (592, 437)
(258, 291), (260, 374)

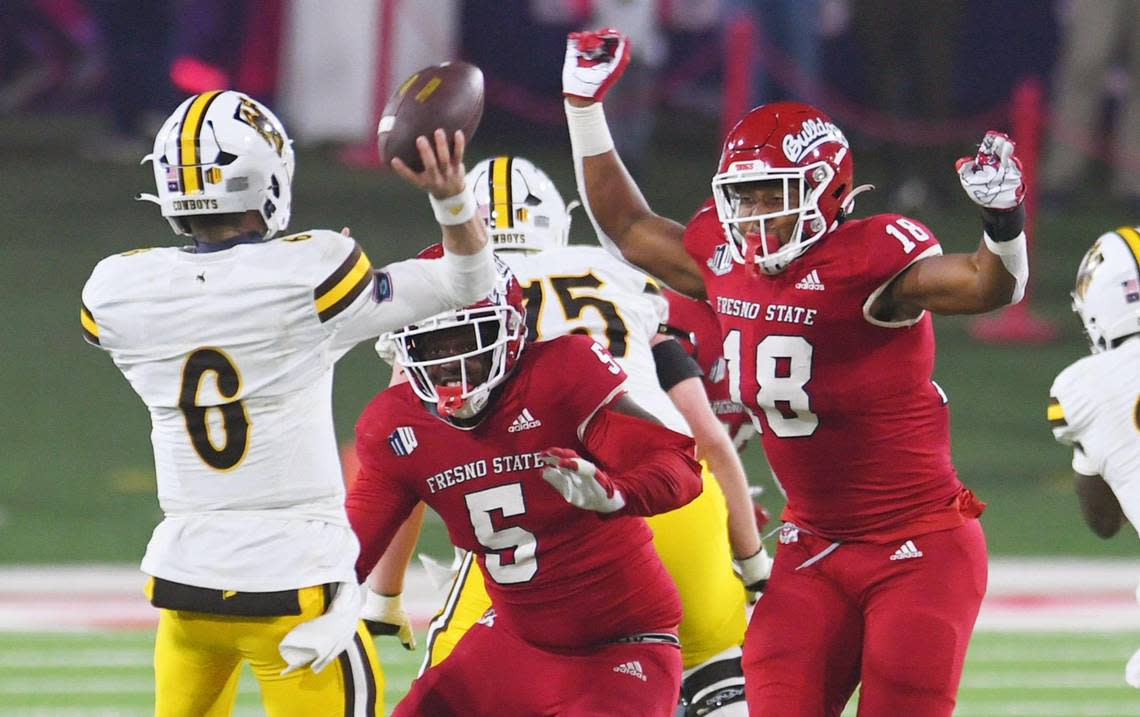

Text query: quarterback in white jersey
(1048, 226), (1140, 687)
(81, 90), (494, 716)
(365, 155), (766, 717)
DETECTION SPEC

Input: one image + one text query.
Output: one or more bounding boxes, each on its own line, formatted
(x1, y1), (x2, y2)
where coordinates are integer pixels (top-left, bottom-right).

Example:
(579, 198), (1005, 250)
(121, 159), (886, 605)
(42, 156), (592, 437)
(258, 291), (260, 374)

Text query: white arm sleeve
(565, 100), (639, 267)
(984, 231), (1028, 305)
(329, 243), (494, 352)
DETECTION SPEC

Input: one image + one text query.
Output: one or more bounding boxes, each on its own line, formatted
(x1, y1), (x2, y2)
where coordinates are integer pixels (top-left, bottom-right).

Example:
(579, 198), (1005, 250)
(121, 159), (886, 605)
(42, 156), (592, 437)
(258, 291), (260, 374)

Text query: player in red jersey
(561, 28), (1030, 716)
(345, 251), (703, 716)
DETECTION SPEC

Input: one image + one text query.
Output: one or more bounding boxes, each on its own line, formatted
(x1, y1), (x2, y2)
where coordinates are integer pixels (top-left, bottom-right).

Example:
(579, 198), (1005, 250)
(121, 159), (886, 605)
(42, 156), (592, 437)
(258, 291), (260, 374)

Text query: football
(377, 61), (484, 172)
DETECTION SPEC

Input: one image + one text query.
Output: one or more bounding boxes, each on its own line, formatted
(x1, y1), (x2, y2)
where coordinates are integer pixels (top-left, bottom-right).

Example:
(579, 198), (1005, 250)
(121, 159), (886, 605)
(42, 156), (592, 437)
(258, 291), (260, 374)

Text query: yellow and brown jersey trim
(490, 156), (514, 230)
(315, 243), (374, 322)
(1047, 396), (1066, 428)
(1114, 226), (1140, 275)
(81, 303), (100, 345)
(178, 90), (224, 195)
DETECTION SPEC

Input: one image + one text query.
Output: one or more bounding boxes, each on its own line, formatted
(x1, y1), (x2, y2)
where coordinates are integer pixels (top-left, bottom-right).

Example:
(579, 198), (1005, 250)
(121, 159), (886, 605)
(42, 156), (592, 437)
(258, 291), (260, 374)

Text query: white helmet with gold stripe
(140, 90), (295, 238)
(1072, 226), (1140, 352)
(466, 155), (572, 252)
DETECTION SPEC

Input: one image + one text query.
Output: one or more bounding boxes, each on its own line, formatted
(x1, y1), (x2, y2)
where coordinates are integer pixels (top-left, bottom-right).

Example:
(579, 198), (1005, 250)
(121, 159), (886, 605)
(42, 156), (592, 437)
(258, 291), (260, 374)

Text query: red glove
(562, 28), (633, 102)
(956, 131), (1025, 211)
(539, 447), (625, 513)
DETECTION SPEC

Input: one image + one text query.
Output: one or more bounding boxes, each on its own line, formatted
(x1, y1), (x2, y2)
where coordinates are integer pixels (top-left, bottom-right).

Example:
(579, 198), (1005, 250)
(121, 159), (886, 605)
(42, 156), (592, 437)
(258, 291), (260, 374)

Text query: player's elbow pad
(983, 231), (1027, 305)
(439, 243), (496, 305)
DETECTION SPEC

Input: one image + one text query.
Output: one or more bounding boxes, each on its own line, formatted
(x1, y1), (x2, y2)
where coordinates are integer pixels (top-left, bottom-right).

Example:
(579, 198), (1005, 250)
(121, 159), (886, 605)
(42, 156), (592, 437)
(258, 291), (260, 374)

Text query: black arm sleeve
(652, 338), (703, 392)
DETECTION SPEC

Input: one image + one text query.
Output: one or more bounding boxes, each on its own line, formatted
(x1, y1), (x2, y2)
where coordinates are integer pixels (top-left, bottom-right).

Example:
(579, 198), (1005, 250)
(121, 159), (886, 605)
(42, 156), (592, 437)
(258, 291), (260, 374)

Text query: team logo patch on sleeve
(374, 271), (393, 303)
(389, 426), (418, 456)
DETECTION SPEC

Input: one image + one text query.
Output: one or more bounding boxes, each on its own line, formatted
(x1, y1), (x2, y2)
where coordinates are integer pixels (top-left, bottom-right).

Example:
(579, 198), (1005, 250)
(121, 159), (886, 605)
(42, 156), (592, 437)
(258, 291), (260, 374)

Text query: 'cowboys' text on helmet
(467, 156), (571, 253)
(141, 90), (295, 238)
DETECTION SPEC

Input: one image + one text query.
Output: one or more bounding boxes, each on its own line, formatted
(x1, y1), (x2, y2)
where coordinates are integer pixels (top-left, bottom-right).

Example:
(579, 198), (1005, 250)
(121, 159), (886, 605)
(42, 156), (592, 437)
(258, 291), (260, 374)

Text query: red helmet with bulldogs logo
(379, 244), (527, 425)
(712, 102), (859, 275)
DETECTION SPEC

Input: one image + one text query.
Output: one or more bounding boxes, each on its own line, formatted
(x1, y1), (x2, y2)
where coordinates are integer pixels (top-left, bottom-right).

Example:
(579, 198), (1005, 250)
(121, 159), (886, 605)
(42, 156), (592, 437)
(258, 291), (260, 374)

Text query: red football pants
(394, 617), (682, 716)
(743, 519), (987, 717)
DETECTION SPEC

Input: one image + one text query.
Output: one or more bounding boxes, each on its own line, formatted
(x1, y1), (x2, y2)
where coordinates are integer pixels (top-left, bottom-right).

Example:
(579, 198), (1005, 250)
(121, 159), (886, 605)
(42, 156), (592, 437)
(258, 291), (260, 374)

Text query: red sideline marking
(986, 592), (1137, 609)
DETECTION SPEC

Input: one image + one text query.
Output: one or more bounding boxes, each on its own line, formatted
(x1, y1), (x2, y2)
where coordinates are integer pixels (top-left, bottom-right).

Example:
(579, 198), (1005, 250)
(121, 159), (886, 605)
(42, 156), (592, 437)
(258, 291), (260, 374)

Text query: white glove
(734, 546), (773, 594)
(540, 448), (625, 513)
(362, 590), (416, 651)
(956, 131), (1025, 210)
(562, 28), (632, 101)
(278, 581), (364, 675)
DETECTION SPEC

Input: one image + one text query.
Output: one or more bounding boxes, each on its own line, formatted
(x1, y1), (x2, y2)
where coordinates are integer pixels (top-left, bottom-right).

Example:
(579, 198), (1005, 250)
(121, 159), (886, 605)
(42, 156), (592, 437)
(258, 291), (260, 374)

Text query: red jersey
(684, 203), (979, 541)
(663, 287), (754, 450)
(348, 334), (700, 650)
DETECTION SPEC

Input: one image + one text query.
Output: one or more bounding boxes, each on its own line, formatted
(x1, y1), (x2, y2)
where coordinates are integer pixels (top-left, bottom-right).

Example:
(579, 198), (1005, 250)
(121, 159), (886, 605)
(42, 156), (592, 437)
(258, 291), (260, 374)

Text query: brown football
(377, 60), (484, 172)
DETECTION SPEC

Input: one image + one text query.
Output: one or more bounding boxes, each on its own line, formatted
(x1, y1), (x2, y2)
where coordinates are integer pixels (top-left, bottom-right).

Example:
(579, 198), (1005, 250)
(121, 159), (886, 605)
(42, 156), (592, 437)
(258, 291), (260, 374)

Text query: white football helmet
(140, 90), (295, 238)
(466, 156), (571, 252)
(380, 250), (526, 426)
(1072, 227), (1140, 353)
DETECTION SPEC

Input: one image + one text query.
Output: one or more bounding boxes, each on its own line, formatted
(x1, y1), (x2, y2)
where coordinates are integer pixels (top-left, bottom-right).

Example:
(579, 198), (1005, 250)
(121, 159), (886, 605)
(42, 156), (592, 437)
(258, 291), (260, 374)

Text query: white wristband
(430, 186), (477, 226)
(983, 231), (1028, 305)
(564, 100), (615, 158)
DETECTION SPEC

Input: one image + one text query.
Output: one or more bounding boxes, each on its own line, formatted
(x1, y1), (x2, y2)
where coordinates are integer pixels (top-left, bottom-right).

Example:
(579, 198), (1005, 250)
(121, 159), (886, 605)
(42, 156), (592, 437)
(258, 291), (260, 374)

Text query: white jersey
(499, 246), (690, 434)
(1049, 337), (1140, 533)
(82, 230), (471, 591)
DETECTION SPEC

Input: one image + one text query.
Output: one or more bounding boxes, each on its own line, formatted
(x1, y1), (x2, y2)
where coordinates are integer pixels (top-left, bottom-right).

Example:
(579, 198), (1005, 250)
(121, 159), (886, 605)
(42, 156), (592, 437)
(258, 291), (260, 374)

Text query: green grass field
(2, 630), (1139, 716)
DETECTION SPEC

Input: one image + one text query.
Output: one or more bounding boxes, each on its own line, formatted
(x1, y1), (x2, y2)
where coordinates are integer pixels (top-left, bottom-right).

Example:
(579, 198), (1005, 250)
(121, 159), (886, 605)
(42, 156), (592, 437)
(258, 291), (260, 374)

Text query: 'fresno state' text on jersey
(685, 203), (962, 540)
(350, 335), (683, 650)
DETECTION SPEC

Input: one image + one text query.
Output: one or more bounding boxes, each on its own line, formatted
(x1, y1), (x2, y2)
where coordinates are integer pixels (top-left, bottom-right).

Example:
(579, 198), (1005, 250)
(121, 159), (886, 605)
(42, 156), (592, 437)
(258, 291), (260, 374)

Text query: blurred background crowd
(3, 0), (1138, 212)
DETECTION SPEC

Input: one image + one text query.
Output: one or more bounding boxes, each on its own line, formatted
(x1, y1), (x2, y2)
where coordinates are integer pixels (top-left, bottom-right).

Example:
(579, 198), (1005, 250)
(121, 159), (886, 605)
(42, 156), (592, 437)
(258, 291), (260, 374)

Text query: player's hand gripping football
(539, 448), (626, 513)
(390, 127), (469, 200)
(362, 590), (416, 651)
(562, 28), (632, 102)
(278, 581), (364, 674)
(956, 131), (1025, 211)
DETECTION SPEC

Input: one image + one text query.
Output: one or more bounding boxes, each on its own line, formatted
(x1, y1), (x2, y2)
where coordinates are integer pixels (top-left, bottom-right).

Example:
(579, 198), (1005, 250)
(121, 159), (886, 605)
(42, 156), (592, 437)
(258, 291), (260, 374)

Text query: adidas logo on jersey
(388, 426), (418, 456)
(890, 540), (923, 561)
(613, 660), (647, 682)
(794, 269), (825, 291)
(508, 408), (542, 432)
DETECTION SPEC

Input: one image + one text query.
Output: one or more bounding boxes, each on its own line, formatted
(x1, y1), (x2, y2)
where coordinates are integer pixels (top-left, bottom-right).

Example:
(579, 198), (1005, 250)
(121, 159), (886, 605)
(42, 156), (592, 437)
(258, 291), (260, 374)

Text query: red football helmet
(712, 102), (857, 275)
(380, 244), (527, 425)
